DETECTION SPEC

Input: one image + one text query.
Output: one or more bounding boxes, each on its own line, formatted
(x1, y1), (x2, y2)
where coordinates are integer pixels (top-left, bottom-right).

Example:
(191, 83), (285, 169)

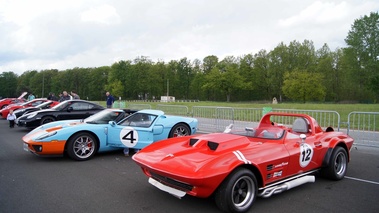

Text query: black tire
(169, 123), (190, 138)
(66, 132), (98, 161)
(321, 146), (348, 180)
(215, 168), (257, 213)
(41, 116), (55, 125)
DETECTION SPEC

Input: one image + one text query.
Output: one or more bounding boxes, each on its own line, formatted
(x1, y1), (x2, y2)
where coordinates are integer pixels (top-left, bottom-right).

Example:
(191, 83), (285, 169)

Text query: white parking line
(345, 176), (379, 185)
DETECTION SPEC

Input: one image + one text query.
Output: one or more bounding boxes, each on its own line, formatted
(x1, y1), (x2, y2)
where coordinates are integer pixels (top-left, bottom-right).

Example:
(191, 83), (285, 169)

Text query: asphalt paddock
(0, 119), (378, 213)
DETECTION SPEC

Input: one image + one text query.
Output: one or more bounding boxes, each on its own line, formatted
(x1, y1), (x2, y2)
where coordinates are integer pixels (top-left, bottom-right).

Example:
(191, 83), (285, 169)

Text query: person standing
(106, 92), (115, 108)
(50, 93), (58, 101)
(47, 92), (53, 100)
(71, 91), (80, 99)
(59, 91), (71, 102)
(28, 93), (35, 101)
(7, 109), (16, 128)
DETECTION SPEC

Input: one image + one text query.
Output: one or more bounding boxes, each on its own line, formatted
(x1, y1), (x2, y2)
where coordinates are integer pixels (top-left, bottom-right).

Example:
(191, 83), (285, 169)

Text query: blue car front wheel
(169, 123), (190, 138)
(66, 132), (98, 161)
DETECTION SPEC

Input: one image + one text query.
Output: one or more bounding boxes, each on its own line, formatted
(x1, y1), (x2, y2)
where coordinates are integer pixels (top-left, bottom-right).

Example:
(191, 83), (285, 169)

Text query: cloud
(80, 4), (121, 25)
(0, 0), (378, 75)
(278, 1), (349, 27)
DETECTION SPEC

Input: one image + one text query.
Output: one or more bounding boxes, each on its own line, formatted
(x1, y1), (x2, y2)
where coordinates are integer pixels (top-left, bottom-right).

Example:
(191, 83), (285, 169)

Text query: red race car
(133, 112), (354, 213)
(0, 92), (28, 109)
(0, 98), (59, 118)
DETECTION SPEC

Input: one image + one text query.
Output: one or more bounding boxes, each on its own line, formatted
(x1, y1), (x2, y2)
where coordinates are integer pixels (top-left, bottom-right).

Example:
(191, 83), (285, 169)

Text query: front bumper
(23, 140), (66, 156)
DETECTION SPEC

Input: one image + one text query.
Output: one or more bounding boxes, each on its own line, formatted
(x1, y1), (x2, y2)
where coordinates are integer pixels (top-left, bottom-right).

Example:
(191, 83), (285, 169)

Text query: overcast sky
(1, 0), (378, 75)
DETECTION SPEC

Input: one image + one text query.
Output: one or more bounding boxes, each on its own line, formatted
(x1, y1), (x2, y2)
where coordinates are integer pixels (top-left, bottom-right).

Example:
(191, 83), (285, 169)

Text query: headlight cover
(36, 131), (57, 140)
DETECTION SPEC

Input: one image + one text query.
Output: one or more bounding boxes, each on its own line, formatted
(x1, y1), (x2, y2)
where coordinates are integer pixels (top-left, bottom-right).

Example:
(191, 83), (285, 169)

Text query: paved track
(0, 119), (378, 213)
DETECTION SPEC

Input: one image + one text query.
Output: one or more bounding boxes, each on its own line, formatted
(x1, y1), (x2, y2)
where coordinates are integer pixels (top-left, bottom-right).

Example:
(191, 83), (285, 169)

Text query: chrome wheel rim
(172, 126), (189, 137)
(73, 136), (95, 159)
(231, 176), (255, 210)
(335, 152), (347, 175)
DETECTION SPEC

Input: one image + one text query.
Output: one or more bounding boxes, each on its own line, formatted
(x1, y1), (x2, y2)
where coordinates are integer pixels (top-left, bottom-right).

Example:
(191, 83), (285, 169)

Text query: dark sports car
(16, 100), (105, 128)
(13, 101), (59, 118)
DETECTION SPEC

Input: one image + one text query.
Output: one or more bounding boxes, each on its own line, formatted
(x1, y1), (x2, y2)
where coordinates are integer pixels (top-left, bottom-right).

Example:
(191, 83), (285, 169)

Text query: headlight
(36, 131), (57, 140)
(26, 112), (37, 119)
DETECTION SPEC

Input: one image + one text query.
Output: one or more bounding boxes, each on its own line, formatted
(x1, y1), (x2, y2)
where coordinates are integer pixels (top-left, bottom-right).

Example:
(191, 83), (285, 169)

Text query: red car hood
(133, 133), (268, 178)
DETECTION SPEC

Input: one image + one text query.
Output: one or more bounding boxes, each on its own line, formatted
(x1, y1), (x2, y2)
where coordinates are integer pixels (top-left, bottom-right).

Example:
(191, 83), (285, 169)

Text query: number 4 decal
(120, 127), (139, 147)
(299, 143), (313, 168)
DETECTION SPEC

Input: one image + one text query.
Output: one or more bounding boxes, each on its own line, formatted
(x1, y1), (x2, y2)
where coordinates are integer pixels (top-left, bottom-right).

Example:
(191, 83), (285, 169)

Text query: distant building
(161, 96), (175, 102)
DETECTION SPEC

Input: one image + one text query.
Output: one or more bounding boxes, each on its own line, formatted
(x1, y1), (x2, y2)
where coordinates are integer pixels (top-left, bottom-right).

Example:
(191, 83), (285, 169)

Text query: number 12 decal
(120, 127), (139, 147)
(299, 143), (313, 168)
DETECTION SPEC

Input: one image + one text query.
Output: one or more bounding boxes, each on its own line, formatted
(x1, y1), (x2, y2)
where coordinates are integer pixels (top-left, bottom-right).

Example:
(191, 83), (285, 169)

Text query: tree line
(1, 12), (378, 103)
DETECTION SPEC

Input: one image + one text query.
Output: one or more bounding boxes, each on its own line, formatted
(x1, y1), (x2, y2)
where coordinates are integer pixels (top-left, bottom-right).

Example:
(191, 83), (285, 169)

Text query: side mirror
(67, 107), (73, 112)
(300, 134), (306, 143)
(108, 121), (116, 126)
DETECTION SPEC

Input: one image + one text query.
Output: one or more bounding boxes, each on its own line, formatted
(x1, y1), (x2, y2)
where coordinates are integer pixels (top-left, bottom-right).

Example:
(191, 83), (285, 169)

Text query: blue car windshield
(85, 110), (123, 124)
(119, 113), (157, 127)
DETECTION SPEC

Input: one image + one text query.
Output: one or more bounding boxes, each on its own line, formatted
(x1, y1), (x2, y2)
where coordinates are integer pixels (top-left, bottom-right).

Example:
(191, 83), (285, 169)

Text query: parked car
(0, 98), (56, 118)
(22, 109), (198, 161)
(16, 99), (105, 129)
(132, 112), (354, 213)
(0, 92), (27, 109)
(13, 101), (59, 118)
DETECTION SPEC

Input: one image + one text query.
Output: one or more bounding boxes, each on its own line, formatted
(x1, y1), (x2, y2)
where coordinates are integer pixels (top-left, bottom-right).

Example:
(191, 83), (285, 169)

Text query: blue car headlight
(35, 131), (57, 140)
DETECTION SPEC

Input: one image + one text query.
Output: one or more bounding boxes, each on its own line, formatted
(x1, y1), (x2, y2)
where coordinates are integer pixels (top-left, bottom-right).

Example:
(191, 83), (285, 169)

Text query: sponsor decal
(273, 171), (283, 177)
(274, 162), (289, 168)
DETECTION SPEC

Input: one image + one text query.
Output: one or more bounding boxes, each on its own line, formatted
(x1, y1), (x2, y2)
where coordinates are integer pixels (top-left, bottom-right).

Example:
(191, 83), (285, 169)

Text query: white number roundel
(119, 127), (139, 147)
(299, 143), (313, 168)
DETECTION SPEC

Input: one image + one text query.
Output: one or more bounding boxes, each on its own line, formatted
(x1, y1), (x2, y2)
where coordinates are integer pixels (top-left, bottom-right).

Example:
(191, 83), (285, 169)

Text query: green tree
(88, 66), (110, 100)
(252, 50), (272, 100)
(282, 70), (326, 103)
(132, 56), (153, 100)
(17, 70), (38, 95)
(316, 44), (339, 101)
(345, 11), (379, 101)
(267, 42), (290, 102)
(0, 71), (18, 98)
(203, 56), (246, 102)
(288, 40), (317, 71)
(202, 55), (219, 74)
(109, 60), (132, 99)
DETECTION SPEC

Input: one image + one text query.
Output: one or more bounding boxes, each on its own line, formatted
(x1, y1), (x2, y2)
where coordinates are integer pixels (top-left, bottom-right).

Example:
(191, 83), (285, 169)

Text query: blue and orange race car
(23, 109), (198, 161)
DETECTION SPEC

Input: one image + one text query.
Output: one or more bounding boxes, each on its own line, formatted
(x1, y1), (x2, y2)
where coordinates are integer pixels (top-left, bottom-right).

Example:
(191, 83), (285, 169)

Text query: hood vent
(189, 138), (199, 146)
(207, 141), (219, 151)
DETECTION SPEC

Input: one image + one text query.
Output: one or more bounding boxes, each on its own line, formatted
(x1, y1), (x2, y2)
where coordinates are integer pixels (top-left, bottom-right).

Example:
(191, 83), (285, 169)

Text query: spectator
(47, 92), (53, 100)
(106, 92), (115, 108)
(7, 109), (16, 128)
(28, 93), (35, 101)
(71, 90), (80, 99)
(59, 91), (71, 102)
(50, 93), (59, 101)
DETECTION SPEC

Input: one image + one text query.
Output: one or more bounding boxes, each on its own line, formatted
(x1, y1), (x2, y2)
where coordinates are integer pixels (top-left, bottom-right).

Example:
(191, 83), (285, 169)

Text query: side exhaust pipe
(258, 175), (315, 198)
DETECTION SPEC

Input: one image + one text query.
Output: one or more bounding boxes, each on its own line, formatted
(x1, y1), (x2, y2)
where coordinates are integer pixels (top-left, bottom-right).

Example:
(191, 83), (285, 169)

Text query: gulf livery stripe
(233, 150), (251, 164)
